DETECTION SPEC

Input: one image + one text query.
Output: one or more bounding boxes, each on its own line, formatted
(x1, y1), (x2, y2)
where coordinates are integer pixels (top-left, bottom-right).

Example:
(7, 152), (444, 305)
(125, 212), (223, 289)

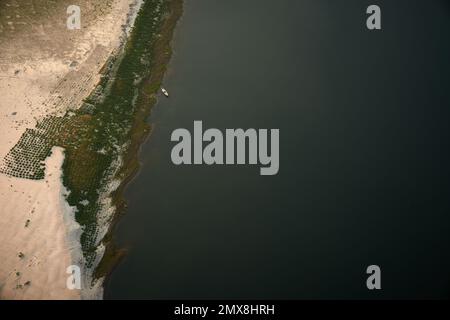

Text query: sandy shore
(0, 147), (81, 299)
(0, 0), (136, 299)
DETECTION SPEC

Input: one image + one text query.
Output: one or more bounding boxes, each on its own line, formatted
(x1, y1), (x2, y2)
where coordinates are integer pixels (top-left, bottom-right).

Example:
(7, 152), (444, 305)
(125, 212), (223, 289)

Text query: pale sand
(0, 0), (138, 299)
(0, 147), (81, 299)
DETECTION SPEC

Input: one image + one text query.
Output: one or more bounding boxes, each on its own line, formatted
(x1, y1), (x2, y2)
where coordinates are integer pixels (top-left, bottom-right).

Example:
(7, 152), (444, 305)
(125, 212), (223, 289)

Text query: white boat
(161, 87), (169, 97)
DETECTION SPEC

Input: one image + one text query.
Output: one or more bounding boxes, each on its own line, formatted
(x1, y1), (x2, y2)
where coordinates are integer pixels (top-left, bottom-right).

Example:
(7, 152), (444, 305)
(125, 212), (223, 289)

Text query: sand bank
(0, 0), (137, 299)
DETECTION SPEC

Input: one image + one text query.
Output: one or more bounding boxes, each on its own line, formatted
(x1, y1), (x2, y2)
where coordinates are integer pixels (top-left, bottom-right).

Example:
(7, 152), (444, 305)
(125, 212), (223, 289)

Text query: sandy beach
(0, 0), (137, 299)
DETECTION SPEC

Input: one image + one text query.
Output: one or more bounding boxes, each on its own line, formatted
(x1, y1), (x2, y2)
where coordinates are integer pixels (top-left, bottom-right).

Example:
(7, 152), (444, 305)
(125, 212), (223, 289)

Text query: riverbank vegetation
(0, 0), (183, 281)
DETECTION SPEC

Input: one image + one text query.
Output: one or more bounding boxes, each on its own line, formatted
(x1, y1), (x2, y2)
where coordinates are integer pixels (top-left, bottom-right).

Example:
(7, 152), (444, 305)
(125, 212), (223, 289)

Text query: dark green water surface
(106, 0), (450, 299)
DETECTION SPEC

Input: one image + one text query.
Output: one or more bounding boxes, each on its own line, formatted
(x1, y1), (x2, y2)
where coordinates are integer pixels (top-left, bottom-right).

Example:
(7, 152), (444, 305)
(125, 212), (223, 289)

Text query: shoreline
(0, 0), (151, 299)
(0, 0), (138, 299)
(0, 0), (183, 299)
(95, 0), (184, 286)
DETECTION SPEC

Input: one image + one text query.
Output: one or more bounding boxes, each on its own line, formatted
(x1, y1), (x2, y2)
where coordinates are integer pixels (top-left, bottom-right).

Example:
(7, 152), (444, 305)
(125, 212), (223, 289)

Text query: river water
(105, 0), (450, 299)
